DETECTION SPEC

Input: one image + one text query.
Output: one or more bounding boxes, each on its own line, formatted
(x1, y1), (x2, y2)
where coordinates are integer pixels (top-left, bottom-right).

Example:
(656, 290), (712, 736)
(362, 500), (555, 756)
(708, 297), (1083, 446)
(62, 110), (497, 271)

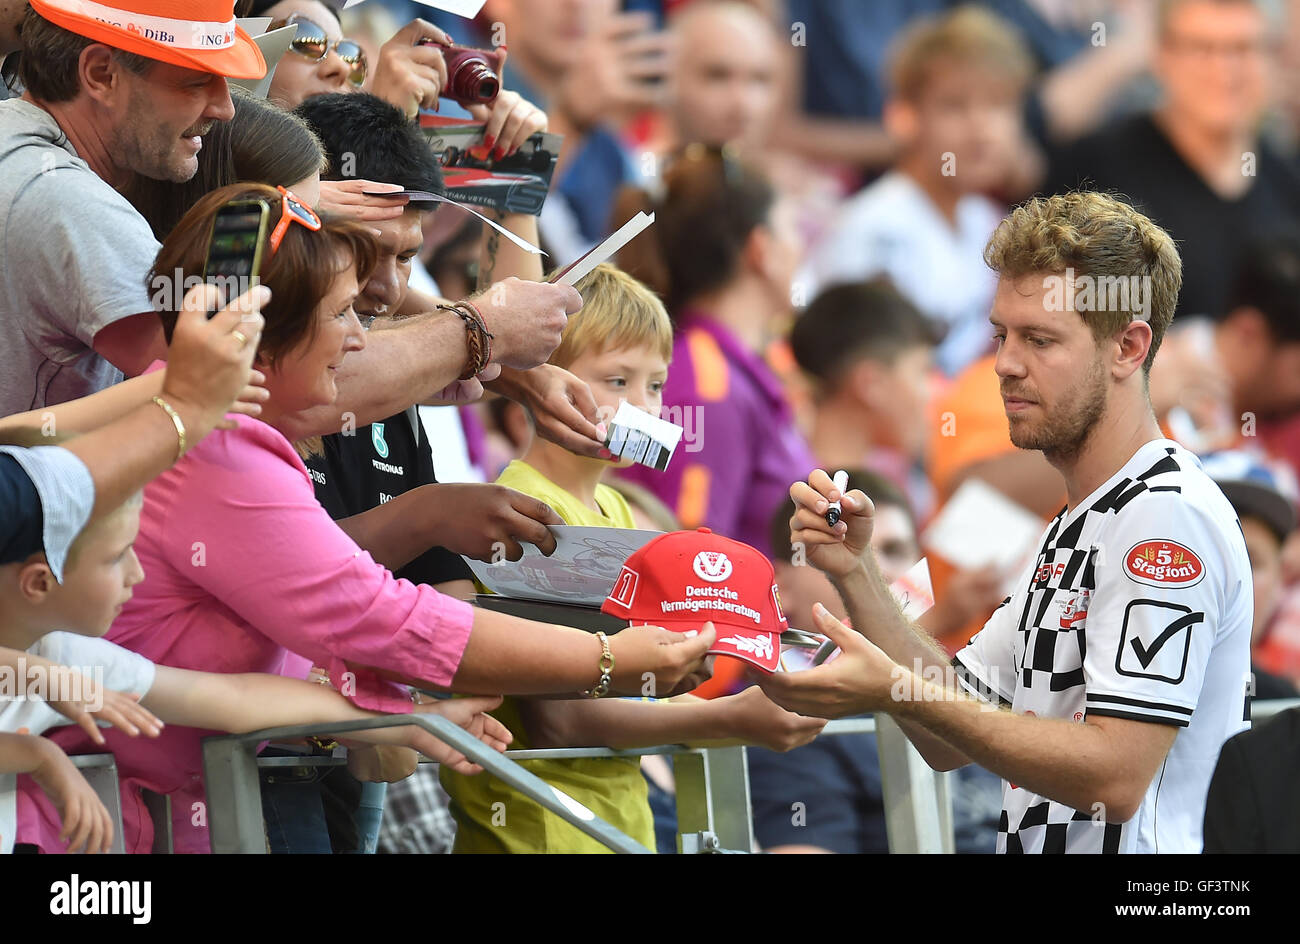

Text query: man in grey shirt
(0, 2), (598, 461)
(0, 1), (266, 414)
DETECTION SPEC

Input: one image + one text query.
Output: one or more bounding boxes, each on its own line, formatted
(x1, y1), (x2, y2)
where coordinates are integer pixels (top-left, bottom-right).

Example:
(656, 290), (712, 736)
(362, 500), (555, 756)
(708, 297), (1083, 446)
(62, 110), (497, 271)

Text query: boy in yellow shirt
(442, 264), (826, 853)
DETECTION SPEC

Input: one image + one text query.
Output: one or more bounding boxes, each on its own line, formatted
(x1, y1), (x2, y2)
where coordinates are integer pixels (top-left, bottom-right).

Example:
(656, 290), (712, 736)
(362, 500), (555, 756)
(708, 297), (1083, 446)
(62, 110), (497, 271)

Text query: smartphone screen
(204, 199), (269, 311)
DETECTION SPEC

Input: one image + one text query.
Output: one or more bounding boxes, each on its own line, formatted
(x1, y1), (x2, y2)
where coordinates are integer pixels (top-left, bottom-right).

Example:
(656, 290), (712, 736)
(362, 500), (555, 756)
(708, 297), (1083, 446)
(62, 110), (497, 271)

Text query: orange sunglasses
(269, 186), (322, 255)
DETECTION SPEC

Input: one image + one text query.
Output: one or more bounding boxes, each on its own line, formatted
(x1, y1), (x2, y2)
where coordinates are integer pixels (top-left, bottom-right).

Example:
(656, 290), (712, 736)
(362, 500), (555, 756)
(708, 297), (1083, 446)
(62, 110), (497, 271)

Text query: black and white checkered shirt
(953, 440), (1252, 853)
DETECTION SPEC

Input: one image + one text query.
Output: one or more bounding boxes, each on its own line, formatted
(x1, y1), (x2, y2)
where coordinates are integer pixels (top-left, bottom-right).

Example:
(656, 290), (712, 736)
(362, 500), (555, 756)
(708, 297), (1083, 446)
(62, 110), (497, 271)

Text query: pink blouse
(18, 388), (474, 854)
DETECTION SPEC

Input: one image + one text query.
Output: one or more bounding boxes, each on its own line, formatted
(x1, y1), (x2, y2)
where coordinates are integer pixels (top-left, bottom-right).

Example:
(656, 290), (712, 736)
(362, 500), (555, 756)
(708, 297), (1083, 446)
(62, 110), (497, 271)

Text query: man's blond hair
(984, 192), (1182, 373)
(889, 4), (1035, 102)
(550, 264), (674, 369)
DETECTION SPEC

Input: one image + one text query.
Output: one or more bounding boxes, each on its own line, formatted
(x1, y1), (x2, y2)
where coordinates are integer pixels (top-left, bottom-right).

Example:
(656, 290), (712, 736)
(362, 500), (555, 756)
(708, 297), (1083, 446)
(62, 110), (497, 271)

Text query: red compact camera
(418, 40), (505, 106)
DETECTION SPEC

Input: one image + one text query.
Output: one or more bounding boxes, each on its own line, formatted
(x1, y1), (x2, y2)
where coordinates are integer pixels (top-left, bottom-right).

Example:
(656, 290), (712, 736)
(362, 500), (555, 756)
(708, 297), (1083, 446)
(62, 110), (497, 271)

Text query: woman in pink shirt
(19, 184), (713, 853)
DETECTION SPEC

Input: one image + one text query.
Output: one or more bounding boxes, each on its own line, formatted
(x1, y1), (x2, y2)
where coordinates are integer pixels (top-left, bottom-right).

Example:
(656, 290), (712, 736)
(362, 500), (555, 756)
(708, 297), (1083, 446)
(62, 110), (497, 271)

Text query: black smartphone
(203, 198), (270, 313)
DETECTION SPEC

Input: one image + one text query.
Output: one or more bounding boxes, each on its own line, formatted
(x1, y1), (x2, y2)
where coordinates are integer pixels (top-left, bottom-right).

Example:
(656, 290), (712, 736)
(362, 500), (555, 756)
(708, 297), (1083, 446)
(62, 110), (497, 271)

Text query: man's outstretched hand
(750, 603), (900, 720)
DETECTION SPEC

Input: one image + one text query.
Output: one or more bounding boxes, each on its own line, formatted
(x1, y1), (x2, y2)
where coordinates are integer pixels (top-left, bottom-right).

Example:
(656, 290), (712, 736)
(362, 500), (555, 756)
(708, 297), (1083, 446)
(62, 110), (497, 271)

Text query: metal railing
(195, 711), (947, 854)
(68, 697), (1298, 854)
(68, 754), (126, 855)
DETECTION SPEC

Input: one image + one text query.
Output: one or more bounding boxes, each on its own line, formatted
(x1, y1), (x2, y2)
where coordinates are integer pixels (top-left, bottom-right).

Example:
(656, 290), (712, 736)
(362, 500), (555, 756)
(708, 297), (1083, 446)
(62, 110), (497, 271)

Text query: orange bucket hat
(27, 0), (267, 79)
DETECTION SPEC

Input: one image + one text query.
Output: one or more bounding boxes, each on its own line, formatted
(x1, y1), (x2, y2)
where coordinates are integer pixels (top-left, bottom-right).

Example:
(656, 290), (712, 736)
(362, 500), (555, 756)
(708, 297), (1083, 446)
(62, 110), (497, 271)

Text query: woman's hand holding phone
(161, 283), (270, 443)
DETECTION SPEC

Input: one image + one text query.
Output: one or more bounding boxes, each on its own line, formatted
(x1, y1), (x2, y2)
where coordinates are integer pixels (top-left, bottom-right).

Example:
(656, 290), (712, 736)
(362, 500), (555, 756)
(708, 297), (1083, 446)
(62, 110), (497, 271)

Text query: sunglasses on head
(272, 14), (367, 87)
(269, 186), (322, 255)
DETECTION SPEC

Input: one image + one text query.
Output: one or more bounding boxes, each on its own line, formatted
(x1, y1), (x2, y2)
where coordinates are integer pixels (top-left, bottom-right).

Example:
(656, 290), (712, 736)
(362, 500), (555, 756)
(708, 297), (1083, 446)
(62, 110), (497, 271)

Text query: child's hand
(721, 685), (828, 752)
(50, 684), (163, 746)
(27, 736), (114, 854)
(406, 694), (514, 775)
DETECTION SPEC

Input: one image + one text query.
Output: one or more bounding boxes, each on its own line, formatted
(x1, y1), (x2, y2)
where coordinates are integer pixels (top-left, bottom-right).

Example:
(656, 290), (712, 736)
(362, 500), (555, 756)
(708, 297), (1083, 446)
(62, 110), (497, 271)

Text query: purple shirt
(619, 313), (817, 557)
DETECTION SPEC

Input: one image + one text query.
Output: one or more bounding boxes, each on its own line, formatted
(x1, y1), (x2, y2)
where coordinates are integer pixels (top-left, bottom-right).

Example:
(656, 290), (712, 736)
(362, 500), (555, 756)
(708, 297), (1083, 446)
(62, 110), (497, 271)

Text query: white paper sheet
(230, 23), (298, 100)
(921, 478), (1043, 588)
(465, 525), (661, 607)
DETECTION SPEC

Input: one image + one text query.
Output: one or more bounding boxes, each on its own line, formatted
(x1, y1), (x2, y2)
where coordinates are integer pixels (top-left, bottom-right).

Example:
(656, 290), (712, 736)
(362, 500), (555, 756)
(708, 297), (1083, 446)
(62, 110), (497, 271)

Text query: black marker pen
(826, 469), (849, 526)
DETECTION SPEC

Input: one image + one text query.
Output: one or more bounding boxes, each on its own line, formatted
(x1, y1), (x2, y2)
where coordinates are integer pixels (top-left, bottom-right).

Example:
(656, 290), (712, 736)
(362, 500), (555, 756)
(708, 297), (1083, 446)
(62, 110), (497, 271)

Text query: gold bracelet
(151, 396), (186, 463)
(584, 631), (615, 698)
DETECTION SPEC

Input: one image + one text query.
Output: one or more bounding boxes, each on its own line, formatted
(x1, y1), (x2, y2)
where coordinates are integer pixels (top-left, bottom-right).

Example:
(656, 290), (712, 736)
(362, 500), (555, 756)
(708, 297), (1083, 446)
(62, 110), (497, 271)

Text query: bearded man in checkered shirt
(756, 192), (1252, 854)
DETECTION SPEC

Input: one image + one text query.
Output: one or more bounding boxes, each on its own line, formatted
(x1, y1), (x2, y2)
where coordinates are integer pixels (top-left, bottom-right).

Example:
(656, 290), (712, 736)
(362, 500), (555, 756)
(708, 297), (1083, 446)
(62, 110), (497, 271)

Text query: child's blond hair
(549, 263), (674, 369)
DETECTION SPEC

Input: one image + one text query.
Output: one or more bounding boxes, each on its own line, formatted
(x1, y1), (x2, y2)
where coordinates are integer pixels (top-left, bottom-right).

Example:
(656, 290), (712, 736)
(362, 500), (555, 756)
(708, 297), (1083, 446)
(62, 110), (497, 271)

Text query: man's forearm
(281, 311), (470, 440)
(396, 285), (450, 317)
(890, 670), (1141, 818)
(834, 559), (952, 674)
(833, 558), (974, 769)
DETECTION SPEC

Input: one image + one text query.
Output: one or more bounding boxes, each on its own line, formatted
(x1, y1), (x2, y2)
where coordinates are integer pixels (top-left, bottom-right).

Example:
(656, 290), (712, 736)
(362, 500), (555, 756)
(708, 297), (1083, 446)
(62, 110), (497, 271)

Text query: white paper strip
(363, 188), (546, 256)
(549, 212), (655, 286)
(344, 0), (488, 16)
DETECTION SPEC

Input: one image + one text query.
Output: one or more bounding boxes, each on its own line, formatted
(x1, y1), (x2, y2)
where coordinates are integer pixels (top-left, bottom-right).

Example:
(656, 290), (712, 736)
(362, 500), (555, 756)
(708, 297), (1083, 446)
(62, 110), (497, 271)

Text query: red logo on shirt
(1059, 590), (1090, 629)
(1124, 540), (1204, 588)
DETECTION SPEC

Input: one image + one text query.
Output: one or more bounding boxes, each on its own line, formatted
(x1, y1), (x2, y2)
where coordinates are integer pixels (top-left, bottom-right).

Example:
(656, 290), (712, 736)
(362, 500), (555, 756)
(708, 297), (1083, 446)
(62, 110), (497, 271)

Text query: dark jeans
(645, 764), (678, 854)
(259, 748), (387, 854)
(258, 747), (333, 854)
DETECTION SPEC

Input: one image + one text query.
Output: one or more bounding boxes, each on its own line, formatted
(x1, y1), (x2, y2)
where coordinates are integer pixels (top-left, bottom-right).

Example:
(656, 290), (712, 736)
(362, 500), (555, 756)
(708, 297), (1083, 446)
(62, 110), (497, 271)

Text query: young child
(441, 264), (827, 853)
(0, 492), (512, 854)
(800, 5), (1035, 377)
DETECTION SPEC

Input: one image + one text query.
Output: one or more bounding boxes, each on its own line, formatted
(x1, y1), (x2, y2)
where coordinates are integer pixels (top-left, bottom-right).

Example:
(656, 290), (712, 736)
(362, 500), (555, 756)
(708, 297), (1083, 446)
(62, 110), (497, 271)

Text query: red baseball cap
(601, 528), (788, 673)
(29, 0), (266, 79)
